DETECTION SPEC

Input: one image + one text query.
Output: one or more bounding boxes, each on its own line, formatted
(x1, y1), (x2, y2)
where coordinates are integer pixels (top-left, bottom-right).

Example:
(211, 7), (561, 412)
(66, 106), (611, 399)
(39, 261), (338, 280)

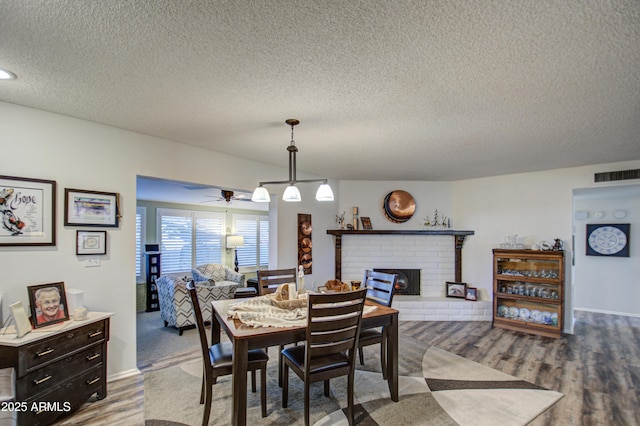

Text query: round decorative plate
(519, 308), (530, 321)
(300, 221), (312, 236)
(382, 190), (416, 223)
(587, 225), (628, 256)
(508, 306), (519, 319)
(300, 237), (312, 253)
(497, 305), (508, 317)
(531, 310), (542, 323)
(299, 253), (312, 269)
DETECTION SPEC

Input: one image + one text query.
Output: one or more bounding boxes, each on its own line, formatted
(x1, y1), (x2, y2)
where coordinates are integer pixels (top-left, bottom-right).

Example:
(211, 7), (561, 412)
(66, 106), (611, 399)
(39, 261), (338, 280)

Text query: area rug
(144, 335), (562, 425)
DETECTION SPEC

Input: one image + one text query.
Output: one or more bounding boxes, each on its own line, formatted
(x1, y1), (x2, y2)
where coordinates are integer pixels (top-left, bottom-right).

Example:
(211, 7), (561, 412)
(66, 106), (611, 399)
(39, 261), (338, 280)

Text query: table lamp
(226, 235), (245, 272)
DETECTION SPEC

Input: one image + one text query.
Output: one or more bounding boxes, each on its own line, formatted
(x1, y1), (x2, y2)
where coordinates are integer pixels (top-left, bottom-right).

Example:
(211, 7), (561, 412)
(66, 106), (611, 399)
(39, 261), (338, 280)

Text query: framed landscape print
(64, 188), (119, 227)
(0, 175), (57, 246)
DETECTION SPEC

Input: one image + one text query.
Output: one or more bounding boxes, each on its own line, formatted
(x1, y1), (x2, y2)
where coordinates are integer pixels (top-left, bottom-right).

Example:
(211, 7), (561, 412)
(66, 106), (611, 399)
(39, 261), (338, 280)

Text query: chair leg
(304, 380), (311, 426)
(324, 379), (330, 397)
(202, 374), (213, 426)
(251, 370), (257, 393)
(358, 346), (365, 365)
(260, 366), (267, 418)
(347, 372), (355, 426)
(278, 345), (284, 387)
(199, 371), (205, 404)
(282, 363), (289, 408)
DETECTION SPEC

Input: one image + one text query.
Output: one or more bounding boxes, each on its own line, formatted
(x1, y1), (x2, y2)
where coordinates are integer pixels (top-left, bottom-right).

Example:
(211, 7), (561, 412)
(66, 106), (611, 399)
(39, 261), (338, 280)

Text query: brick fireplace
(374, 268), (421, 295)
(326, 229), (492, 322)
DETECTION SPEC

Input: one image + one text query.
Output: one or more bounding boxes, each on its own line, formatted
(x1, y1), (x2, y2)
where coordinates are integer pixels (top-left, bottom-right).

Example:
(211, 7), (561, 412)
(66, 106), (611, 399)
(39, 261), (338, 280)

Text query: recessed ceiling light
(0, 68), (17, 80)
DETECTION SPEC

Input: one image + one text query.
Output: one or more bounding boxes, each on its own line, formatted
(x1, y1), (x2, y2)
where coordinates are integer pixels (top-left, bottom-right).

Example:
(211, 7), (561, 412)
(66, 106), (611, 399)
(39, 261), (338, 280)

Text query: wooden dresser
(0, 312), (112, 426)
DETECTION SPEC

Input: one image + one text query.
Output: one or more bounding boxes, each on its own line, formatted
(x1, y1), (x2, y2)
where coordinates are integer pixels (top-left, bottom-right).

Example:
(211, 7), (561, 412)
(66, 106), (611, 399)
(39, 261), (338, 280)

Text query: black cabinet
(0, 314), (111, 426)
(145, 252), (161, 312)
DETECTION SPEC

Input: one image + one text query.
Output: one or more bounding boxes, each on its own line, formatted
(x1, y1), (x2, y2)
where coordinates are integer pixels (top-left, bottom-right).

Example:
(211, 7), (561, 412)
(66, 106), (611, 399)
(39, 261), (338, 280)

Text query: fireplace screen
(374, 268), (420, 295)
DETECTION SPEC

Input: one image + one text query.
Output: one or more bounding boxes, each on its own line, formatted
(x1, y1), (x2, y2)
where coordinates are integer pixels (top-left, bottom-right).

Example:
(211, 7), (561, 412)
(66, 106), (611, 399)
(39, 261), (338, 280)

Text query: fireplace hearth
(374, 268), (421, 295)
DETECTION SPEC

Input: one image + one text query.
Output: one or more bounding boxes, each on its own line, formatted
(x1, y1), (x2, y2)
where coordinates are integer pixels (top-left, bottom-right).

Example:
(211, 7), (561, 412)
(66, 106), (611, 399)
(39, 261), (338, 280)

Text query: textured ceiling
(1, 0), (639, 181)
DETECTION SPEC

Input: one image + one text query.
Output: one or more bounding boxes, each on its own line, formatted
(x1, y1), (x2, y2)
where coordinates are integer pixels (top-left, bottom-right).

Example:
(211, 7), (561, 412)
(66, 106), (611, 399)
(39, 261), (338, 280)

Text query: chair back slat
(364, 270), (398, 307)
(186, 280), (212, 374)
(257, 268), (297, 295)
(305, 289), (367, 366)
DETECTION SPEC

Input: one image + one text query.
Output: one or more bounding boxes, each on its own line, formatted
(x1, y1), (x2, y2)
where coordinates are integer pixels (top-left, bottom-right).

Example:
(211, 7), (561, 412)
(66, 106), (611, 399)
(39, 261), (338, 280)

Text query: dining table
(211, 298), (399, 426)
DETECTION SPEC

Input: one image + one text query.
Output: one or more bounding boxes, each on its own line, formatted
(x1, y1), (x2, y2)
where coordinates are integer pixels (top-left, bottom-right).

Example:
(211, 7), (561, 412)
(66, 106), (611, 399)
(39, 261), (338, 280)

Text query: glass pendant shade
(315, 183), (334, 201)
(282, 185), (302, 202)
(251, 186), (271, 202)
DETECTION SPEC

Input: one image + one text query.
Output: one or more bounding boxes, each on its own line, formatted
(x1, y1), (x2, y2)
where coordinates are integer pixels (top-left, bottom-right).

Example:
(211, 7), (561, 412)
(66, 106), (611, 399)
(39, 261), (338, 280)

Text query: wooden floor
(53, 310), (639, 425)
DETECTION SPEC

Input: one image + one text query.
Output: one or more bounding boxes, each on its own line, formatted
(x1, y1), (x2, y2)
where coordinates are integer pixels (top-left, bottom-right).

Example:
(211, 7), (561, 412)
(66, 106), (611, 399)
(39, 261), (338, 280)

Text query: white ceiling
(1, 0), (639, 182)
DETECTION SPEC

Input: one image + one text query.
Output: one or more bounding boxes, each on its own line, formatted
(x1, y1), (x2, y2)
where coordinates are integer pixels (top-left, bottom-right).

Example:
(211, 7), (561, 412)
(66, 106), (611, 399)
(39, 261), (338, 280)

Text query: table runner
(228, 294), (376, 328)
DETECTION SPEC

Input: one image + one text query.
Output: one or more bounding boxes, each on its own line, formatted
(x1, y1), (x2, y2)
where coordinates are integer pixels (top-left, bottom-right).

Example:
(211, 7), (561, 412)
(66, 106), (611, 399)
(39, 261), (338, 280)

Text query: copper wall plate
(383, 190), (416, 223)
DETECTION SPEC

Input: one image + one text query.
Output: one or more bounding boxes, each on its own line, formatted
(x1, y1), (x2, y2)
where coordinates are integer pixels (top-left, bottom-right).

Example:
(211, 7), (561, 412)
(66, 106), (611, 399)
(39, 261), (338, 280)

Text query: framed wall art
(361, 216), (373, 230)
(586, 223), (630, 257)
(0, 175), (57, 246)
(298, 213), (312, 274)
(27, 282), (69, 328)
(465, 287), (478, 301)
(64, 188), (119, 227)
(446, 281), (467, 298)
(76, 230), (107, 255)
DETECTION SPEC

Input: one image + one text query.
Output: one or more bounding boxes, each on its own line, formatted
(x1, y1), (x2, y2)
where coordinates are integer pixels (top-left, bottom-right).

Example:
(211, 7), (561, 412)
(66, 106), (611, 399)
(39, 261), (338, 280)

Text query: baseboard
(108, 368), (142, 382)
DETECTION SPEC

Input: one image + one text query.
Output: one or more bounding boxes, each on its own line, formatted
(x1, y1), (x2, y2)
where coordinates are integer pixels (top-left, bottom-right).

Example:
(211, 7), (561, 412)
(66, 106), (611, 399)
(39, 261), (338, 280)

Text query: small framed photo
(361, 217), (373, 230)
(465, 287), (478, 301)
(64, 188), (119, 227)
(76, 230), (107, 255)
(27, 282), (69, 328)
(446, 281), (467, 298)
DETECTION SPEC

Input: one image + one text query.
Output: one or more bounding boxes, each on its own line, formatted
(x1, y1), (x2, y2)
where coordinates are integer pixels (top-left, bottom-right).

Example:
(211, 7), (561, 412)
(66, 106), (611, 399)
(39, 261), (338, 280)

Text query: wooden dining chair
(357, 270), (398, 379)
(257, 268), (297, 296)
(281, 289), (367, 426)
(256, 268), (299, 386)
(186, 281), (269, 424)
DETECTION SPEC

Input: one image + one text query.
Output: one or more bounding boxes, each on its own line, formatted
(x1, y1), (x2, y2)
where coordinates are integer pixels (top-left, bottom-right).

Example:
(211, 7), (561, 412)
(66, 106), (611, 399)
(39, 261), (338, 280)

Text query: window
(157, 209), (224, 274)
(233, 214), (269, 270)
(136, 207), (146, 283)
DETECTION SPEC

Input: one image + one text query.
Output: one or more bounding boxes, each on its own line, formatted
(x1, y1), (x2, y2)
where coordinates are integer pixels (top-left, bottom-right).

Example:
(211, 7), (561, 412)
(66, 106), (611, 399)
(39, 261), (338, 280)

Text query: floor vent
(594, 169), (640, 183)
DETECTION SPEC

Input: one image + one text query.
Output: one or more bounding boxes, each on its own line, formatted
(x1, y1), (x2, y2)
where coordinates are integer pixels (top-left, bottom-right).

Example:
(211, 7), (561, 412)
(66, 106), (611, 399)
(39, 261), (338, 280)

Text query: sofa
(156, 264), (245, 335)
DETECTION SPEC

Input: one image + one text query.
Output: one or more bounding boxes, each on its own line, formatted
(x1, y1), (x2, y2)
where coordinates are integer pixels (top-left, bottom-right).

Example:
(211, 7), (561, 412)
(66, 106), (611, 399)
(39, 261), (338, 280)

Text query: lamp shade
(282, 185), (302, 202)
(251, 186), (271, 202)
(226, 235), (244, 248)
(315, 183), (334, 201)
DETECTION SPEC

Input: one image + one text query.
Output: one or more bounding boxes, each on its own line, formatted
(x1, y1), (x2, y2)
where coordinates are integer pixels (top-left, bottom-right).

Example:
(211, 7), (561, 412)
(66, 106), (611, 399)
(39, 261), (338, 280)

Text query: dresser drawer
(19, 364), (106, 426)
(16, 343), (104, 398)
(20, 320), (107, 372)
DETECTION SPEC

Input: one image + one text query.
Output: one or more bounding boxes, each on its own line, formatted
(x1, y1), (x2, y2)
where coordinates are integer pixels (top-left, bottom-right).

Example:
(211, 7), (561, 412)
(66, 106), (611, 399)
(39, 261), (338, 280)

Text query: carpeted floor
(143, 330), (563, 425)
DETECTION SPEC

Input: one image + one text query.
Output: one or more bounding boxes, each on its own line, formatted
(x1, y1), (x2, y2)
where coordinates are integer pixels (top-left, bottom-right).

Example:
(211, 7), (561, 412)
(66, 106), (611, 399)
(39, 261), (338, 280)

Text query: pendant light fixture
(251, 119), (334, 203)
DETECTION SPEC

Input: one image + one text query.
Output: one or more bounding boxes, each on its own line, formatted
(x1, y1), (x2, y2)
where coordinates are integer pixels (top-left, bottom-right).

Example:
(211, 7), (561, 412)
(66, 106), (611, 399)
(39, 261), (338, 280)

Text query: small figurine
(298, 265), (305, 292)
(553, 238), (563, 251)
(336, 211), (346, 229)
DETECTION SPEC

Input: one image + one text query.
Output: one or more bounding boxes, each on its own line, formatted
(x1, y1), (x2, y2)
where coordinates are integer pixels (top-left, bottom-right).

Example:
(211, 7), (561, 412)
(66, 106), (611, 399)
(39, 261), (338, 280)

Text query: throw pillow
(192, 269), (215, 285)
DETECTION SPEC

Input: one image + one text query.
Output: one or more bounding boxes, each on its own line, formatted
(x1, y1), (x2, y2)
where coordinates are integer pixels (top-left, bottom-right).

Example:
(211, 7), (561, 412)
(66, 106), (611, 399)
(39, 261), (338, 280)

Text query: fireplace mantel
(326, 229), (475, 282)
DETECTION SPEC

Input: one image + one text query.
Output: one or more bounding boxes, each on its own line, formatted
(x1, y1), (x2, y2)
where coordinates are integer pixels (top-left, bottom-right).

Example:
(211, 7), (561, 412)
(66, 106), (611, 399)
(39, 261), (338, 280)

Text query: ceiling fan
(202, 189), (253, 204)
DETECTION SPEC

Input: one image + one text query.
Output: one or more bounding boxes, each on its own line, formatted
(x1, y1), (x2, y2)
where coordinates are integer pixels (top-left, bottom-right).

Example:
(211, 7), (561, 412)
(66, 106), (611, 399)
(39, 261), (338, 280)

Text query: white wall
(0, 102), (336, 377)
(2, 101), (638, 376)
(573, 185), (640, 315)
(337, 180), (453, 231)
(452, 161), (640, 329)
